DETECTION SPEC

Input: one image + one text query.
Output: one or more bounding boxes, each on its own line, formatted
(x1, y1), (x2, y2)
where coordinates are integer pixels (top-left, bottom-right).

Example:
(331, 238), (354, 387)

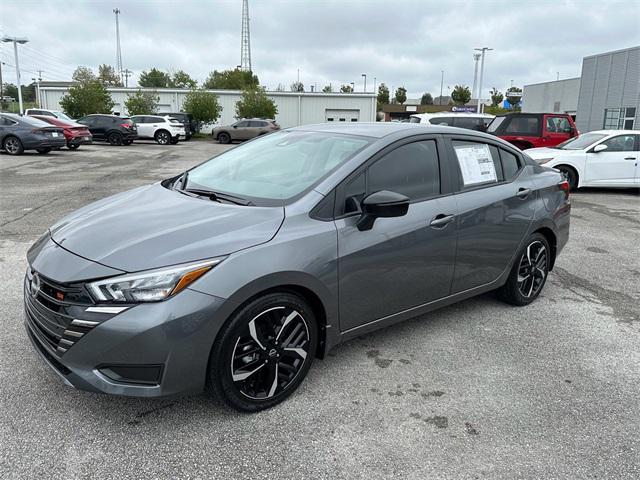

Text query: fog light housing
(98, 364), (163, 385)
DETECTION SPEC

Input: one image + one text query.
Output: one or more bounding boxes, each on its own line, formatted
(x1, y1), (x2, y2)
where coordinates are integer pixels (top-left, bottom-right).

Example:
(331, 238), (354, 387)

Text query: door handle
(430, 214), (455, 228)
(516, 188), (531, 199)
(624, 157), (636, 160)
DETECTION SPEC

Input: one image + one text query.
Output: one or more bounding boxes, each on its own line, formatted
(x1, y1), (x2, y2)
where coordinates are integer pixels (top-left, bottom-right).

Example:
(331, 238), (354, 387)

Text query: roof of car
(290, 122), (491, 139)
(411, 112), (495, 119)
(586, 129), (635, 135)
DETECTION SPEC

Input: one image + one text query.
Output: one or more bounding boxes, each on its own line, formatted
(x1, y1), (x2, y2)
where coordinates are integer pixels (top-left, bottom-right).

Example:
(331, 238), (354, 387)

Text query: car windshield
(409, 116), (422, 123)
(487, 116), (506, 132)
(185, 131), (370, 204)
(555, 133), (608, 150)
(53, 111), (74, 122)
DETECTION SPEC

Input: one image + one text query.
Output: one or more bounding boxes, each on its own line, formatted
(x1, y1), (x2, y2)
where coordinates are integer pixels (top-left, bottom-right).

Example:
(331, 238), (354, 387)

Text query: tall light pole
(471, 53), (481, 107)
(361, 74), (367, 93)
(373, 77), (377, 94)
(113, 8), (123, 83)
(439, 70), (444, 105)
(1, 36), (29, 114)
(475, 47), (493, 113)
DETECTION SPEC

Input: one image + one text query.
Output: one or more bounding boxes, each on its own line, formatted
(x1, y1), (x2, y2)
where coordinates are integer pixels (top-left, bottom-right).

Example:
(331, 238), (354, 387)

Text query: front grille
(24, 270), (99, 358)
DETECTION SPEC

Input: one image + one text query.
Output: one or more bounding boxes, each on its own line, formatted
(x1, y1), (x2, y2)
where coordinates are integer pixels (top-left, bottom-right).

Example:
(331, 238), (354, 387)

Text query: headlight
(87, 257), (225, 303)
(536, 157), (554, 164)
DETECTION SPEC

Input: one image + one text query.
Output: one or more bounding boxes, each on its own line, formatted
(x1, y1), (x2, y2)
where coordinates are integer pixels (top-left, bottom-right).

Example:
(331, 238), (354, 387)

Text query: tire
(497, 233), (551, 306)
(123, 139), (133, 145)
(108, 132), (123, 146)
(556, 165), (578, 191)
(3, 136), (24, 155)
(67, 143), (80, 150)
(36, 147), (52, 154)
(170, 136), (179, 145)
(155, 130), (171, 145)
(207, 292), (318, 412)
(217, 132), (231, 144)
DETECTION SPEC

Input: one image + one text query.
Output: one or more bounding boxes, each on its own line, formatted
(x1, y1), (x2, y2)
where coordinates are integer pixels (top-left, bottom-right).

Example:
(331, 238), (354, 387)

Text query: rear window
(409, 116), (422, 124)
(429, 117), (454, 126)
(487, 116), (506, 133)
(453, 117), (485, 131)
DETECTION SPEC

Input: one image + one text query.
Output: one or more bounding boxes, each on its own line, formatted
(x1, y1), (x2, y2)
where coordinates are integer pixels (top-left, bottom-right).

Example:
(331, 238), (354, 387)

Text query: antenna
(240, 0), (252, 72)
(113, 8), (123, 83)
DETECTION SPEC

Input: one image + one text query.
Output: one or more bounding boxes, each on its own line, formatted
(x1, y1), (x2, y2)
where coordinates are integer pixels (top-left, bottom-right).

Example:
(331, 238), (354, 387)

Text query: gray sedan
(24, 123), (570, 411)
(0, 113), (66, 155)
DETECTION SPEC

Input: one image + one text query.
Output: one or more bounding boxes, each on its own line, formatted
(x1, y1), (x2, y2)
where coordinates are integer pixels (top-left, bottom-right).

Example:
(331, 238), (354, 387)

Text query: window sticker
(454, 143), (497, 186)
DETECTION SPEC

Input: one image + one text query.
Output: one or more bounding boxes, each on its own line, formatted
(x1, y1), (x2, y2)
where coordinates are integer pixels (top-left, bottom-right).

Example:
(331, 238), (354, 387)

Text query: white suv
(130, 115), (186, 145)
(409, 112), (495, 132)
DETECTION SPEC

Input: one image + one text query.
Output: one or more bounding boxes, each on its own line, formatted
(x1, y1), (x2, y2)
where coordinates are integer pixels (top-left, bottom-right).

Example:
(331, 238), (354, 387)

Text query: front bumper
(23, 252), (233, 397)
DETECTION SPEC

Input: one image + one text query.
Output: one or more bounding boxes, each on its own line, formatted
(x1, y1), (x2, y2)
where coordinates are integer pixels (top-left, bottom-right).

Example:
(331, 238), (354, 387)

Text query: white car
(526, 130), (639, 190)
(409, 112), (495, 131)
(130, 115), (186, 145)
(24, 108), (75, 122)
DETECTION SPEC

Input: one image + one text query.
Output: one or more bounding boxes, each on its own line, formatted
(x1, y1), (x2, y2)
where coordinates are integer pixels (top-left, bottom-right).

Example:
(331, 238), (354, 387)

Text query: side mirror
(233, 125), (238, 128)
(593, 144), (608, 153)
(356, 190), (410, 231)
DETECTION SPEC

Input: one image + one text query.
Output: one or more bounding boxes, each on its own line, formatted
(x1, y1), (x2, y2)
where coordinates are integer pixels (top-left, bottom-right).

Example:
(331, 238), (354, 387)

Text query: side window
(235, 121), (248, 127)
(248, 121), (263, 127)
(452, 140), (501, 188)
(343, 172), (366, 214)
(453, 117), (485, 131)
(80, 117), (95, 126)
(42, 111), (56, 117)
(504, 116), (540, 135)
(499, 148), (522, 180)
(601, 135), (636, 152)
(546, 116), (571, 133)
(429, 117), (453, 126)
(368, 140), (440, 201)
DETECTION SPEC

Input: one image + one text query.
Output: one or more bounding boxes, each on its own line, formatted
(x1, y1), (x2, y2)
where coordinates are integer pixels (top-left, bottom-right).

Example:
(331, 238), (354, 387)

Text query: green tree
(72, 66), (96, 83)
(182, 89), (222, 124)
(377, 83), (390, 111)
(322, 84), (333, 93)
(124, 89), (159, 115)
(451, 85), (471, 105)
(490, 87), (504, 107)
(2, 83), (18, 100)
(420, 92), (433, 105)
(169, 70), (197, 89)
(340, 84), (354, 93)
(505, 86), (522, 110)
(235, 87), (278, 119)
(138, 68), (171, 88)
(395, 86), (407, 105)
(203, 69), (259, 90)
(60, 80), (115, 117)
(98, 64), (122, 87)
(290, 81), (304, 92)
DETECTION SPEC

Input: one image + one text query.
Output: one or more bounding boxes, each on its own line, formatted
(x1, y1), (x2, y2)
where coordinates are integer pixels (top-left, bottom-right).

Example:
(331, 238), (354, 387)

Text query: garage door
(326, 109), (360, 122)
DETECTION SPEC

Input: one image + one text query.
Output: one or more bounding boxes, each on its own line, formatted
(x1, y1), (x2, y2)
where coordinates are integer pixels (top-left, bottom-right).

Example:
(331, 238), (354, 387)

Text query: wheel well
(535, 227), (557, 270)
(3, 134), (19, 146)
(217, 131), (229, 139)
(155, 129), (170, 137)
(555, 164), (579, 181)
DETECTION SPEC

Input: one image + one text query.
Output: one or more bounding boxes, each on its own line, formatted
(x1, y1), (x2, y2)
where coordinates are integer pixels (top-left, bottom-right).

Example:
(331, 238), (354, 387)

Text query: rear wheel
(67, 143), (80, 150)
(3, 136), (24, 155)
(36, 147), (52, 154)
(556, 165), (578, 191)
(155, 130), (171, 145)
(498, 233), (550, 306)
(207, 292), (318, 412)
(217, 132), (231, 144)
(108, 132), (123, 146)
(123, 139), (133, 145)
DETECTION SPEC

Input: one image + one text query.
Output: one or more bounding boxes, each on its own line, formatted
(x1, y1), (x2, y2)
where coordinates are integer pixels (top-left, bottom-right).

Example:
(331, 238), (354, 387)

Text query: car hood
(526, 147), (582, 160)
(50, 183), (285, 272)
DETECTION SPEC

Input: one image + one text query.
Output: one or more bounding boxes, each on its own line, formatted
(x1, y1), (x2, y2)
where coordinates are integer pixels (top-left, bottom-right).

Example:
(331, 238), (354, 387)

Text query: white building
(38, 84), (377, 129)
(522, 77), (580, 115)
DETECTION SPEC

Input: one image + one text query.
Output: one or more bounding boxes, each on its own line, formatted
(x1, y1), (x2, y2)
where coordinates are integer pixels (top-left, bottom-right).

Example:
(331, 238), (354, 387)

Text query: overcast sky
(1, 0), (639, 99)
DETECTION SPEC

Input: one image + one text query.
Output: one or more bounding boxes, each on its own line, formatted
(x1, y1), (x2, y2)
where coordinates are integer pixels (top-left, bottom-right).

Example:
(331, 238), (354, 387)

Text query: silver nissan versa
(25, 123), (570, 411)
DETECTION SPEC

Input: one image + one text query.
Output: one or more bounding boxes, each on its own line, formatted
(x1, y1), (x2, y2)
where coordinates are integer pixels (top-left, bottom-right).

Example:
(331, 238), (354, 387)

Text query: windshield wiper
(174, 171), (254, 206)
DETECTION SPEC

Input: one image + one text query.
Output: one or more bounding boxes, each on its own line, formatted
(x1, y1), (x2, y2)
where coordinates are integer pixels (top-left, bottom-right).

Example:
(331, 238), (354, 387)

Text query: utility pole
(361, 73), (367, 93)
(2, 36), (29, 114)
(471, 53), (481, 107)
(113, 8), (123, 83)
(240, 0), (252, 72)
(373, 77), (377, 94)
(33, 70), (43, 107)
(474, 47), (493, 113)
(123, 69), (132, 87)
(439, 70), (444, 105)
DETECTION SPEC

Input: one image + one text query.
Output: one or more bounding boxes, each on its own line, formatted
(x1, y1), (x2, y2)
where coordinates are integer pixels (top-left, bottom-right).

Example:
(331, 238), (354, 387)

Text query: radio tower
(113, 8), (123, 83)
(240, 0), (252, 72)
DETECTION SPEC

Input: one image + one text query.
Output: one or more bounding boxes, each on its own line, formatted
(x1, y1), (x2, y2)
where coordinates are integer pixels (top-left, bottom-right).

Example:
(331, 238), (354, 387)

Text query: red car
(487, 113), (578, 150)
(29, 115), (92, 150)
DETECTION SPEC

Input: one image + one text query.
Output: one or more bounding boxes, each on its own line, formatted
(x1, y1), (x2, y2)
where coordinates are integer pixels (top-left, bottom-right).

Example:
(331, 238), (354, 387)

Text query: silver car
(212, 118), (280, 144)
(25, 123), (570, 411)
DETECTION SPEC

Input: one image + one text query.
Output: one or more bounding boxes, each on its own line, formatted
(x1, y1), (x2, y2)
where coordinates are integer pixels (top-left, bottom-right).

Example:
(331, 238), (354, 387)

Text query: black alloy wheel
(557, 166), (578, 191)
(108, 132), (123, 146)
(155, 130), (170, 145)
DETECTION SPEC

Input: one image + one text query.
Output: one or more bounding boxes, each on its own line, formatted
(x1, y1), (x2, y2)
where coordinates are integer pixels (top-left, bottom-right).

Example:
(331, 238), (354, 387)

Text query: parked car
(130, 115), (185, 145)
(157, 112), (198, 140)
(25, 124), (570, 411)
(0, 113), (66, 155)
(409, 112), (495, 131)
(526, 130), (639, 190)
(212, 118), (280, 144)
(488, 113), (579, 150)
(29, 115), (92, 150)
(76, 114), (137, 146)
(24, 108), (75, 123)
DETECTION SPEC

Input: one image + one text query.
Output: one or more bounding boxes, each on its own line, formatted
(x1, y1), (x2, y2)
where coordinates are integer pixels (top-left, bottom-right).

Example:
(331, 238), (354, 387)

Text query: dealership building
(37, 84), (377, 129)
(522, 46), (639, 132)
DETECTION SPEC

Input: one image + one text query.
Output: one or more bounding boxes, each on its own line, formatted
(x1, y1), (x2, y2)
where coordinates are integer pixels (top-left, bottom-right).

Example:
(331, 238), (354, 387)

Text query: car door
(78, 116), (100, 139)
(447, 136), (536, 293)
(336, 136), (458, 332)
(584, 134), (638, 186)
(544, 115), (573, 146)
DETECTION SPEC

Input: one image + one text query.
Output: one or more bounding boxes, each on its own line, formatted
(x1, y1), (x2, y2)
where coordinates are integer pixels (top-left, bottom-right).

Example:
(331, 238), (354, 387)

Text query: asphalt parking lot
(1, 140), (639, 479)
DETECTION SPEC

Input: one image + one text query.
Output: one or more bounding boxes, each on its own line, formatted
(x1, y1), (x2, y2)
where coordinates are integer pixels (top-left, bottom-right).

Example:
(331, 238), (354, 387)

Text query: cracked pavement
(1, 142), (639, 479)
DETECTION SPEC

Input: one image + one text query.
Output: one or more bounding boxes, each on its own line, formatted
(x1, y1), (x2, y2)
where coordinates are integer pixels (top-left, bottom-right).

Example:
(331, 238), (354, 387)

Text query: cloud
(1, 0), (638, 99)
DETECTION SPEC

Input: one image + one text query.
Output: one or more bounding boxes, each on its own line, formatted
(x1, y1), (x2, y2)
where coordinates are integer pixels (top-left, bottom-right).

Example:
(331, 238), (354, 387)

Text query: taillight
(558, 180), (570, 200)
(120, 123), (132, 129)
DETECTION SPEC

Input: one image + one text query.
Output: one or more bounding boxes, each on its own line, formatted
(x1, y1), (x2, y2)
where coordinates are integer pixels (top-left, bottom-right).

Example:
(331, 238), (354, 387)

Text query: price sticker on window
(454, 143), (497, 186)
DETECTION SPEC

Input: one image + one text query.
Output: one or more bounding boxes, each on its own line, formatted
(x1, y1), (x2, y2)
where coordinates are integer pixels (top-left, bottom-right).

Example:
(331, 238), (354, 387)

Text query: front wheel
(498, 233), (550, 306)
(217, 132), (231, 144)
(207, 292), (318, 412)
(556, 166), (578, 191)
